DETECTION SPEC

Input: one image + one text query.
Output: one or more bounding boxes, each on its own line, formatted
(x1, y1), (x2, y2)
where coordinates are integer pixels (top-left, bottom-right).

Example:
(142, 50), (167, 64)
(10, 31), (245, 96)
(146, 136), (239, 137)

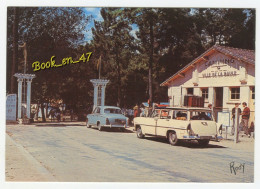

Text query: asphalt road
(6, 122), (254, 182)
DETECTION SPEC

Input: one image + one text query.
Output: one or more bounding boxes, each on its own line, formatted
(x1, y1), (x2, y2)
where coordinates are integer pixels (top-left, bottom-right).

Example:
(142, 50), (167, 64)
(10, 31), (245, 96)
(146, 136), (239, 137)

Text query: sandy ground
(5, 122), (254, 182)
(5, 134), (55, 181)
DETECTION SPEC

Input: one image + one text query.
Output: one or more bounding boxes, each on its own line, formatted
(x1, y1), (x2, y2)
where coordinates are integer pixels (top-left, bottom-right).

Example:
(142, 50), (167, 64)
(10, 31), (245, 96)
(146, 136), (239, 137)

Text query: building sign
(6, 94), (17, 121)
(205, 58), (235, 67)
(202, 71), (237, 78)
(201, 57), (239, 78)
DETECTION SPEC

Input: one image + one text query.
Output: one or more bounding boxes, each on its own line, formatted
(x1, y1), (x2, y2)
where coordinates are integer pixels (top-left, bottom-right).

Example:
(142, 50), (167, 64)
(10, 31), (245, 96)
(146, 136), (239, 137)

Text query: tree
(7, 7), (90, 121)
(92, 8), (135, 107)
(228, 9), (255, 49)
(124, 8), (160, 106)
(10, 8), (19, 93)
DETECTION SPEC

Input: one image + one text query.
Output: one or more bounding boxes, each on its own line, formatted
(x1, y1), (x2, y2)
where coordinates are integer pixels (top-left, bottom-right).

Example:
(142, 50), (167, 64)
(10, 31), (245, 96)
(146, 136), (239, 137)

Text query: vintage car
(86, 106), (128, 131)
(134, 107), (223, 146)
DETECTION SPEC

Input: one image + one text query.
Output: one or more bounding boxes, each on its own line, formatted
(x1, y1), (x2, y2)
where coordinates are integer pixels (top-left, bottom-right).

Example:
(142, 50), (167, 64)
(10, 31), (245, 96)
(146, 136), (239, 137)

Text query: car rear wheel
(198, 139), (209, 147)
(120, 128), (125, 132)
(136, 126), (144, 138)
(168, 131), (179, 146)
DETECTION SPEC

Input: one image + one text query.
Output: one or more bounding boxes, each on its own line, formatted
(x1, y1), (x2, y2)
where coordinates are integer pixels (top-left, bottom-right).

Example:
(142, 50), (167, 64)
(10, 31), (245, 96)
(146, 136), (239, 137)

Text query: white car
(134, 107), (223, 146)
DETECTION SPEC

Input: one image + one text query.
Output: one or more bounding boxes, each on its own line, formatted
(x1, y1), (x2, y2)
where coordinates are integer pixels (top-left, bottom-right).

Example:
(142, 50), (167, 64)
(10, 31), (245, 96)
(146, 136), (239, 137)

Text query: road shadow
(144, 136), (227, 149)
(89, 127), (134, 133)
(35, 123), (85, 127)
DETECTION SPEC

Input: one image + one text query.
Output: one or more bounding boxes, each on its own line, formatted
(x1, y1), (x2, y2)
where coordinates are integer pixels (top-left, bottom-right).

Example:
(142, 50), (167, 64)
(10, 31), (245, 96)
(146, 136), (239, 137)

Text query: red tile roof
(214, 45), (255, 64)
(160, 45), (255, 86)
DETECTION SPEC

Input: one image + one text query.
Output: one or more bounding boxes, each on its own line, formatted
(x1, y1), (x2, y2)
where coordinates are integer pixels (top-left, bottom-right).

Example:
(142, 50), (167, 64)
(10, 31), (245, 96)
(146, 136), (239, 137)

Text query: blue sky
(83, 8), (103, 41)
(82, 7), (138, 42)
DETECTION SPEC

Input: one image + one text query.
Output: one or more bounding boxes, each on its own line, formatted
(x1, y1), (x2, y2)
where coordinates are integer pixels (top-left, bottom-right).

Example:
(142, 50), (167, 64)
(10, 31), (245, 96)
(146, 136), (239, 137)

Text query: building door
(213, 87), (223, 121)
(214, 87), (223, 108)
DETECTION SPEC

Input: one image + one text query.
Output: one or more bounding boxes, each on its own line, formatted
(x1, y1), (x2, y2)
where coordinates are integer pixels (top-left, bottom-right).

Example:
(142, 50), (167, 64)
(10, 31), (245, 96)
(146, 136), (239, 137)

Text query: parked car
(86, 106), (128, 131)
(134, 107), (223, 146)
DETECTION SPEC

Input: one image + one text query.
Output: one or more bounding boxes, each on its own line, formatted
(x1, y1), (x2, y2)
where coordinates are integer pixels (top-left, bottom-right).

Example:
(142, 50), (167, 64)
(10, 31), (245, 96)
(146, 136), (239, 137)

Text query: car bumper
(103, 124), (128, 128)
(182, 135), (223, 140)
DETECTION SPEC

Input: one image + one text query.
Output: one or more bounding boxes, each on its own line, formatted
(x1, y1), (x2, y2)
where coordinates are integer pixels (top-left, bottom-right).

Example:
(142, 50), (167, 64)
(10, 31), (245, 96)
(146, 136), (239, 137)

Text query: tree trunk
(11, 7), (19, 93)
(40, 102), (46, 122)
(148, 18), (154, 107)
(115, 47), (121, 107)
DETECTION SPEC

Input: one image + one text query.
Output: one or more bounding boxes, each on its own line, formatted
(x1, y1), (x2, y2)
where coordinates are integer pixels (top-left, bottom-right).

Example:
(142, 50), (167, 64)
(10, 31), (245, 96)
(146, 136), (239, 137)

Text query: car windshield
(190, 110), (213, 120)
(104, 108), (122, 114)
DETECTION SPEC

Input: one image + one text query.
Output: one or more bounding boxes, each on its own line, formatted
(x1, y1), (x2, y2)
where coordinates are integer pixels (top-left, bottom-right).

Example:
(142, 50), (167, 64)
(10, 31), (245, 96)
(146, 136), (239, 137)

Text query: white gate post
(26, 79), (32, 118)
(101, 84), (106, 106)
(17, 78), (23, 119)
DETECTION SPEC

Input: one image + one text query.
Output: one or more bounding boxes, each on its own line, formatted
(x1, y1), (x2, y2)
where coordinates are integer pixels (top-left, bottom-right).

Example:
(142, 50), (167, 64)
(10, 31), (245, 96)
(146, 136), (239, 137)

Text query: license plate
(200, 136), (212, 139)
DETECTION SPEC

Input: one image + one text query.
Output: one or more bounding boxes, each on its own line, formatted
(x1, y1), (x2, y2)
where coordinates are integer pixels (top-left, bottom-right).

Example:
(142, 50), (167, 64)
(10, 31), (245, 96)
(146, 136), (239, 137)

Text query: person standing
(231, 103), (241, 136)
(133, 104), (139, 118)
(241, 102), (250, 137)
(207, 104), (212, 118)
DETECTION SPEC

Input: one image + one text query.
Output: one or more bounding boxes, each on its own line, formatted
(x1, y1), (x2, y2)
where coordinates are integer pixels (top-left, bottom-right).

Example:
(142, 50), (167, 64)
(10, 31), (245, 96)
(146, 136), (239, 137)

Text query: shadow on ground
(88, 127), (134, 133)
(144, 136), (227, 149)
(35, 123), (85, 127)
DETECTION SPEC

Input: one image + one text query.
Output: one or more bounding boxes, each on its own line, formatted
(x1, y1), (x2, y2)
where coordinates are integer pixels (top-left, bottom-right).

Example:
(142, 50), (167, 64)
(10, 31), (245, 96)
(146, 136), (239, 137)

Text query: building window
(252, 86), (255, 99)
(187, 88), (194, 95)
(230, 87), (240, 100)
(201, 88), (208, 99)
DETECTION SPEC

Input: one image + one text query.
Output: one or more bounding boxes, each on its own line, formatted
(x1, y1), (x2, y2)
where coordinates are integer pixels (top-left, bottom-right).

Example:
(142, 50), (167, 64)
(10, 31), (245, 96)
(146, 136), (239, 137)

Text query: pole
(20, 42), (27, 118)
(26, 79), (32, 119)
(234, 107), (239, 143)
(17, 78), (23, 119)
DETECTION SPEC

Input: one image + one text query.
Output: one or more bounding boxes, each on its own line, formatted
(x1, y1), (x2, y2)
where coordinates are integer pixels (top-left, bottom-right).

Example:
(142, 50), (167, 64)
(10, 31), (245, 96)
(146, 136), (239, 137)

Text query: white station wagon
(134, 107), (223, 146)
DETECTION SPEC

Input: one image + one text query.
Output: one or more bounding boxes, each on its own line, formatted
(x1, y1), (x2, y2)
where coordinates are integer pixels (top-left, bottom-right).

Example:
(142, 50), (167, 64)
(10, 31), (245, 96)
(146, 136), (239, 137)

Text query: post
(26, 79), (32, 118)
(234, 108), (239, 143)
(14, 73), (36, 122)
(93, 84), (98, 110)
(17, 78), (23, 119)
(101, 85), (106, 106)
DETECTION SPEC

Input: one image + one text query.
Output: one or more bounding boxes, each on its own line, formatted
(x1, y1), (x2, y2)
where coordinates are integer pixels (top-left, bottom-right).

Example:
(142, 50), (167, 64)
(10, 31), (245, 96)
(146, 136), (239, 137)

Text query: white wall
(167, 51), (255, 111)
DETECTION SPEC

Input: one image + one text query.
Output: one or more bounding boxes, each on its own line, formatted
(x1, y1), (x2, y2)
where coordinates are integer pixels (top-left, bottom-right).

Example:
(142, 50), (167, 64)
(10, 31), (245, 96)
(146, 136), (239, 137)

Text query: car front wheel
(136, 126), (144, 138)
(168, 131), (179, 146)
(86, 120), (91, 128)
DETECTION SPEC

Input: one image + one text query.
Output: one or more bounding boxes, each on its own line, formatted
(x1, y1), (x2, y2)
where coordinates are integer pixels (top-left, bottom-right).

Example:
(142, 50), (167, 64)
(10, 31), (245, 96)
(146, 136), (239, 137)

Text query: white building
(161, 45), (255, 124)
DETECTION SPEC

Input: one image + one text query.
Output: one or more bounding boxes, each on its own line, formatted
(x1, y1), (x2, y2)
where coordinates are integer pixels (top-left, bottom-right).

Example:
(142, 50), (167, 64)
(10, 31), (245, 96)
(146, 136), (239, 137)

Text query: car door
(156, 110), (189, 136)
(142, 109), (160, 135)
(156, 109), (171, 136)
(88, 108), (96, 125)
(93, 107), (101, 125)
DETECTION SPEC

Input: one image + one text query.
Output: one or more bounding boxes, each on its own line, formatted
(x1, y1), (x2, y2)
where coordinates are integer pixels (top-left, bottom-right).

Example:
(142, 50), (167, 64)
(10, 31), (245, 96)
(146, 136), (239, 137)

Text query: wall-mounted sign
(6, 94), (17, 121)
(205, 58), (235, 67)
(201, 57), (239, 78)
(202, 71), (237, 78)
